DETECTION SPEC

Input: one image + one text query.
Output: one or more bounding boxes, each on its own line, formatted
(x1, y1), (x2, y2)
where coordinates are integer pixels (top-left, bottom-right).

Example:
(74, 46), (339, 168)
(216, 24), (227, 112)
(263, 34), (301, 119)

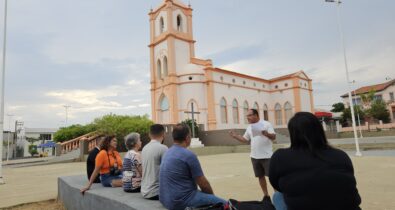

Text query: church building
(149, 0), (314, 130)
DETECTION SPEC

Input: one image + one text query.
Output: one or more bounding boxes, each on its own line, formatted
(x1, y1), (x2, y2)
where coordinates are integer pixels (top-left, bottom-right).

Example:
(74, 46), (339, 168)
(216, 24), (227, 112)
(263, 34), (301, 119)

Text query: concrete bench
(58, 175), (166, 210)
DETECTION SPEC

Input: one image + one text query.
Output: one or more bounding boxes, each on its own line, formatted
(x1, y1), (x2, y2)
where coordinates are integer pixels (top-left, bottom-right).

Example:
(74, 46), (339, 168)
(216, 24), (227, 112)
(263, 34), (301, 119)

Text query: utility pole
(63, 105), (71, 126)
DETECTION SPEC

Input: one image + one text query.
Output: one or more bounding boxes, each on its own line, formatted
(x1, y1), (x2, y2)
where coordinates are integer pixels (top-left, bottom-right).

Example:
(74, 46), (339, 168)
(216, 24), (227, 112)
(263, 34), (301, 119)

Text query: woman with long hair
(81, 135), (123, 194)
(269, 112), (361, 210)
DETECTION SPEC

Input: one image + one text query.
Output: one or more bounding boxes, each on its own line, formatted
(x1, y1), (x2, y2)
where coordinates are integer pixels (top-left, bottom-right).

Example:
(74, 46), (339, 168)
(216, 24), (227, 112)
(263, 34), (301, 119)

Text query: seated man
(86, 136), (104, 183)
(141, 124), (168, 200)
(159, 124), (226, 210)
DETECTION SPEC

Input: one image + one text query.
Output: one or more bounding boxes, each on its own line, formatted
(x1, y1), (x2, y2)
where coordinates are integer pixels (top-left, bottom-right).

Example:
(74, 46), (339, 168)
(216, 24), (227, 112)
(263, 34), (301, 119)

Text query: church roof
(210, 68), (309, 83)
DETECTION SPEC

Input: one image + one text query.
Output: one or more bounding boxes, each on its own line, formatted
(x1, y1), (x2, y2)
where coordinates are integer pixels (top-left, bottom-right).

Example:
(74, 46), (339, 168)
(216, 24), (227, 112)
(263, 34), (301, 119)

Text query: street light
(0, 0), (9, 185)
(6, 114), (13, 162)
(349, 81), (363, 138)
(326, 0), (362, 156)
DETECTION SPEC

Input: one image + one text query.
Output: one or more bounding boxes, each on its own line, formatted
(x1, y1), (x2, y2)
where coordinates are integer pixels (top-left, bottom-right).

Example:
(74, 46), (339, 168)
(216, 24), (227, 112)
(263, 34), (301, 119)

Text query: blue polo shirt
(159, 144), (204, 210)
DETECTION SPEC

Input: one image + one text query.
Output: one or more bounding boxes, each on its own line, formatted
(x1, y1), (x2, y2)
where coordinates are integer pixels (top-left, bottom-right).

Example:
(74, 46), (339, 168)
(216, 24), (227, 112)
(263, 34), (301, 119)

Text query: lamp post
(350, 81), (363, 138)
(325, 0), (362, 156)
(6, 114), (13, 162)
(0, 0), (9, 184)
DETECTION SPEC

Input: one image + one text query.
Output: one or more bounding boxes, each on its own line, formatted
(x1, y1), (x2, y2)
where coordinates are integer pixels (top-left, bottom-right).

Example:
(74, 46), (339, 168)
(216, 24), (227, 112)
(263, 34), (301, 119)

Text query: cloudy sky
(0, 0), (394, 129)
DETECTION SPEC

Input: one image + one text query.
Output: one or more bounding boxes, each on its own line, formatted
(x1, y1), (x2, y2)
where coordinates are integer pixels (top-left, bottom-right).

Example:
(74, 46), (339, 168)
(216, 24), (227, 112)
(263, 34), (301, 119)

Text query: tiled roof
(341, 79), (395, 98)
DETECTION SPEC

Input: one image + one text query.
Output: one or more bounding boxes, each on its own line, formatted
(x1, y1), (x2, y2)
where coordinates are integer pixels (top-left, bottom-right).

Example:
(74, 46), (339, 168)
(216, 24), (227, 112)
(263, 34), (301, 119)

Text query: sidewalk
(1, 157), (53, 166)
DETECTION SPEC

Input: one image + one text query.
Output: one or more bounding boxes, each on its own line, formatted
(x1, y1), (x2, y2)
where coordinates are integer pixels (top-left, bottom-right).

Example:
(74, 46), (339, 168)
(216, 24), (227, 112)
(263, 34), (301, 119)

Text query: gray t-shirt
(141, 140), (168, 198)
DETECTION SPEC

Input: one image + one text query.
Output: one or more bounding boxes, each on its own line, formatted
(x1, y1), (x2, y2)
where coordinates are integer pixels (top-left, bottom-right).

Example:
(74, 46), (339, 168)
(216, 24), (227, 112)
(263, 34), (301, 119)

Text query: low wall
(58, 175), (166, 210)
(198, 129), (247, 146)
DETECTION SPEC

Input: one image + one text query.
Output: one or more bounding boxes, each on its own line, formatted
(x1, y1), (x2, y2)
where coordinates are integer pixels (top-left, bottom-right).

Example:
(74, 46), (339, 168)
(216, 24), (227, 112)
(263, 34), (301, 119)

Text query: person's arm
(81, 165), (102, 194)
(229, 130), (249, 143)
(262, 131), (276, 141)
(262, 123), (276, 141)
(268, 150), (281, 191)
(195, 175), (214, 194)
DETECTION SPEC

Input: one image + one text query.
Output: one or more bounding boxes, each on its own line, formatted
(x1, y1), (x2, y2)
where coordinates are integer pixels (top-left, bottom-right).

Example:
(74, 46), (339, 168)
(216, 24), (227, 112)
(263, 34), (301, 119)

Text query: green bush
(181, 119), (199, 138)
(54, 124), (96, 143)
(53, 114), (154, 152)
(367, 100), (391, 123)
(93, 114), (153, 151)
(28, 145), (38, 157)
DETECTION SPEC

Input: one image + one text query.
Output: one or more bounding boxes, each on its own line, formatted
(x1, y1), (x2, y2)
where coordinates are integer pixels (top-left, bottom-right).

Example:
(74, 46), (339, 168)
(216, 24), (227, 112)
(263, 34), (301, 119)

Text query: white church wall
(300, 89), (312, 112)
(177, 83), (208, 128)
(268, 89), (295, 128)
(154, 41), (168, 61)
(174, 40), (191, 73)
(155, 11), (168, 37)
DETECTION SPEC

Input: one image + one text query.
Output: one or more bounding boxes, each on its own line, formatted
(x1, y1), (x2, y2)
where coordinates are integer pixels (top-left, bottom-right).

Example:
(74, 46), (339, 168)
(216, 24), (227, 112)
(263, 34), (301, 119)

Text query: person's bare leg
(111, 179), (123, 187)
(258, 176), (269, 196)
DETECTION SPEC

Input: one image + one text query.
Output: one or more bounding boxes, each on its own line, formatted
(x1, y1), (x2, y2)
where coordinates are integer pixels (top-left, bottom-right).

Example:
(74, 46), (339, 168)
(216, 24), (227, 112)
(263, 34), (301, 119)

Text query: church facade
(149, 0), (314, 130)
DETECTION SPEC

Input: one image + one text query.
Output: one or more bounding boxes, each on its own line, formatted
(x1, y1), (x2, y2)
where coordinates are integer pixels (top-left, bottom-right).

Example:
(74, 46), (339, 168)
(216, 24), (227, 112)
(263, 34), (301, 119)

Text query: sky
(0, 0), (394, 129)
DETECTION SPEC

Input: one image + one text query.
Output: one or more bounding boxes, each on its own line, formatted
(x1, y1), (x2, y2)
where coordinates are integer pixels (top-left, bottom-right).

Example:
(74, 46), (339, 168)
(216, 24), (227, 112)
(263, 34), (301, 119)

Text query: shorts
(251, 158), (270, 177)
(100, 173), (122, 187)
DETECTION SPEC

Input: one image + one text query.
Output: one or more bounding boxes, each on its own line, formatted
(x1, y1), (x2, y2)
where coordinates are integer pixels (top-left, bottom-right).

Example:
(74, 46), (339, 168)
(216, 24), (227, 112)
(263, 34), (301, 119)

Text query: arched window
(263, 104), (269, 121)
(253, 102), (259, 112)
(243, 101), (249, 124)
(177, 15), (183, 31)
(220, 98), (227, 124)
(157, 59), (162, 79)
(160, 17), (165, 33)
(163, 56), (168, 76)
(160, 96), (169, 111)
(284, 102), (293, 124)
(275, 103), (282, 125)
(232, 99), (239, 124)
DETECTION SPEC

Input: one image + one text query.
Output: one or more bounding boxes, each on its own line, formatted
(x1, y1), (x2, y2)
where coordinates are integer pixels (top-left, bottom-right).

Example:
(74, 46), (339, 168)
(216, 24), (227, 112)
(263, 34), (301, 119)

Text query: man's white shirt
(243, 120), (276, 159)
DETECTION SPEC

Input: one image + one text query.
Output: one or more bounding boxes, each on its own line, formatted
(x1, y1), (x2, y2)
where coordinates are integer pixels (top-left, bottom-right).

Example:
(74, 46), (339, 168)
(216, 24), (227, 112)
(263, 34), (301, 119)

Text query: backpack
(228, 199), (275, 210)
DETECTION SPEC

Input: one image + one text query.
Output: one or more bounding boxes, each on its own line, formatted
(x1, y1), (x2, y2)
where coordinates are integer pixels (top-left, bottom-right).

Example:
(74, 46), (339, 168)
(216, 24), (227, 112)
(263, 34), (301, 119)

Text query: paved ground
(1, 152), (394, 210)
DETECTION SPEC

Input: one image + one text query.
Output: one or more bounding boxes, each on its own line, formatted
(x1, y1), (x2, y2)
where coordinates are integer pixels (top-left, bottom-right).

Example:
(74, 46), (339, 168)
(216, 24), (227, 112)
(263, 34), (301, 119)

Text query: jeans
(100, 173), (122, 187)
(273, 192), (288, 210)
(186, 191), (227, 207)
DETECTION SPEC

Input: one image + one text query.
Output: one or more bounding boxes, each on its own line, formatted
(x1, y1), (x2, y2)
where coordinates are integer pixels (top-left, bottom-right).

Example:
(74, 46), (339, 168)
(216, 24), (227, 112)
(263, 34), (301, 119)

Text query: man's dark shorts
(251, 158), (270, 177)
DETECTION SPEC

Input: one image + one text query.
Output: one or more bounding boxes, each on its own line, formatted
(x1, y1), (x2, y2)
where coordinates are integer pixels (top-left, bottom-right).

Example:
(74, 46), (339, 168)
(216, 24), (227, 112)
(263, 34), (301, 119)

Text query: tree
(367, 100), (391, 123)
(360, 89), (376, 107)
(341, 105), (365, 126)
(54, 124), (96, 143)
(181, 119), (199, 138)
(331, 102), (345, 112)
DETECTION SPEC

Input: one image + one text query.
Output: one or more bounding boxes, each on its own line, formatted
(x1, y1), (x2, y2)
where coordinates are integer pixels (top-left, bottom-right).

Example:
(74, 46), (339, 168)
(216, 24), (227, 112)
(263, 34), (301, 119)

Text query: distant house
(341, 79), (395, 122)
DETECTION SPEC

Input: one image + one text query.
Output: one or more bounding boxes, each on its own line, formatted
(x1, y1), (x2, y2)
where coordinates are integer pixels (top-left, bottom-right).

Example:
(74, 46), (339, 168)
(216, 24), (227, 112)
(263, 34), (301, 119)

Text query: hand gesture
(80, 186), (90, 195)
(229, 130), (237, 138)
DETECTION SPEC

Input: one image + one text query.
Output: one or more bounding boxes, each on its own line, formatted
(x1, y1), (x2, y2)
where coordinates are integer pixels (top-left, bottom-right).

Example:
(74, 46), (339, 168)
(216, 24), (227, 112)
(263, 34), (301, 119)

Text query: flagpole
(0, 0), (9, 184)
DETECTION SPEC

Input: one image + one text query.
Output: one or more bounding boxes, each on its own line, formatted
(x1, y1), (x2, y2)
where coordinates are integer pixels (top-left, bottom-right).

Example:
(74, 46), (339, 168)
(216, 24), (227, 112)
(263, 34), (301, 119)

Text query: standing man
(86, 136), (104, 183)
(229, 109), (276, 201)
(141, 124), (168, 200)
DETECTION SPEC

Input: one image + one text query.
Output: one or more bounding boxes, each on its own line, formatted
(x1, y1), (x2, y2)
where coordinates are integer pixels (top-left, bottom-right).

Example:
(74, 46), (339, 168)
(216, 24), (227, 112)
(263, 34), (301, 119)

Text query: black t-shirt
(87, 147), (101, 183)
(269, 148), (361, 210)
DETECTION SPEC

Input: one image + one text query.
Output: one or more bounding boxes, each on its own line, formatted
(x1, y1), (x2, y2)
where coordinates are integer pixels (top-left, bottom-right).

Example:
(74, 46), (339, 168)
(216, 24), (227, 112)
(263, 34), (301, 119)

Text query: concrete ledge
(58, 175), (166, 210)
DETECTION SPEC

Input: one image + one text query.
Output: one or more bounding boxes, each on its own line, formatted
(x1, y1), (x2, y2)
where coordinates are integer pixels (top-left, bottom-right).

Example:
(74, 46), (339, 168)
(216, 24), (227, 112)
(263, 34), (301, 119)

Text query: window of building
(284, 102), (293, 124)
(253, 82), (256, 87)
(285, 83), (288, 87)
(243, 101), (249, 124)
(263, 104), (269, 121)
(253, 102), (259, 112)
(160, 17), (165, 33)
(160, 96), (169, 111)
(390, 92), (394, 101)
(220, 76), (224, 81)
(373, 95), (383, 101)
(232, 99), (239, 124)
(220, 98), (228, 124)
(163, 56), (168, 77)
(243, 81), (246, 85)
(232, 79), (236, 83)
(39, 134), (52, 140)
(157, 60), (162, 79)
(275, 103), (282, 125)
(177, 15), (183, 31)
(262, 84), (265, 88)
(275, 85), (278, 89)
